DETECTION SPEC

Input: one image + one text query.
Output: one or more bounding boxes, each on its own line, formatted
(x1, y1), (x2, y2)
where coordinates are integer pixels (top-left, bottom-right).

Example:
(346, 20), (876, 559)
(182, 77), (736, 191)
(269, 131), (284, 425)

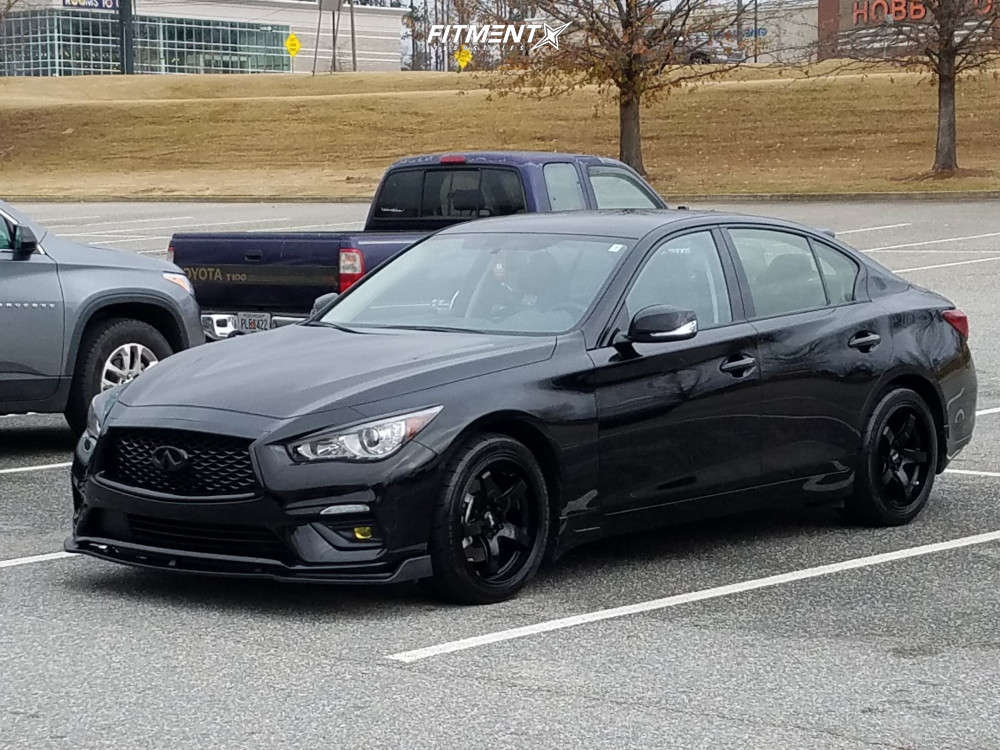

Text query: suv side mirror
(626, 305), (698, 343)
(11, 225), (38, 259)
(310, 291), (339, 318)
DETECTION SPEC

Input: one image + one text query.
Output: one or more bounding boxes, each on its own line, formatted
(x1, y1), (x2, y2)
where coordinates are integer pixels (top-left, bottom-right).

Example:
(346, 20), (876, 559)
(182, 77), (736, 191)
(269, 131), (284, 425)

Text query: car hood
(43, 234), (177, 272)
(119, 324), (557, 419)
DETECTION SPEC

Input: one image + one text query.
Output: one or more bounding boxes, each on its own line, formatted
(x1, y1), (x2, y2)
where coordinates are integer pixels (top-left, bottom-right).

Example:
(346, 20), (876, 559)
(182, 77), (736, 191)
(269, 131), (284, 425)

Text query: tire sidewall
(430, 435), (550, 604)
(859, 388), (938, 524)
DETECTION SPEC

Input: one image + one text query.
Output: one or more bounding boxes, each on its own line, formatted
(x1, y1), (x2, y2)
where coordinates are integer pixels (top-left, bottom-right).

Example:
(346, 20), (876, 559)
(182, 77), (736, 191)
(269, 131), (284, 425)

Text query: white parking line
(895, 256), (1000, 273)
(865, 231), (1000, 252)
(387, 530), (1000, 663)
(70, 217), (295, 239)
(837, 223), (912, 235)
(978, 407), (1000, 417)
(57, 215), (194, 233)
(943, 468), (1000, 478)
(0, 462), (72, 475)
(0, 551), (74, 570)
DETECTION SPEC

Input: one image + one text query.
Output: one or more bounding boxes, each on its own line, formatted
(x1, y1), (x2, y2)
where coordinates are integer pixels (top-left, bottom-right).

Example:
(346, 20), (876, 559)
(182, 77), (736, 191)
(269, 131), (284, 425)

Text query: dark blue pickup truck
(170, 151), (667, 339)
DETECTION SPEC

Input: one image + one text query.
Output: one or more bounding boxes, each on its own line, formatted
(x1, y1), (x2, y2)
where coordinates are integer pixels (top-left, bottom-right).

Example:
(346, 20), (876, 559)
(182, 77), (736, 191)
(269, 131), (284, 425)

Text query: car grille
(102, 428), (258, 497)
(126, 514), (287, 560)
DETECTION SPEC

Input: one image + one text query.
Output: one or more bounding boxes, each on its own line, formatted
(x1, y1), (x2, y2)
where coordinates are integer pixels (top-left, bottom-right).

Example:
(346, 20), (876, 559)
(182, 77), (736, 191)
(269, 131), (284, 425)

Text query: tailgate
(172, 233), (344, 315)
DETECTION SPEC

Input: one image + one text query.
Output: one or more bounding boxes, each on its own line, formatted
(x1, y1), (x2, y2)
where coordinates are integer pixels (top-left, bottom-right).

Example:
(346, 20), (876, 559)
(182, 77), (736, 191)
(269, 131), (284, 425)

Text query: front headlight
(163, 272), (194, 295)
(288, 406), (442, 462)
(87, 385), (124, 438)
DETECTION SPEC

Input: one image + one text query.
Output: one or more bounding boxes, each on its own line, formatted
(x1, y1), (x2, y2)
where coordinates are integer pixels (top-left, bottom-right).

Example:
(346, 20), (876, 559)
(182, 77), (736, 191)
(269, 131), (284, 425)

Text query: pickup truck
(170, 151), (667, 339)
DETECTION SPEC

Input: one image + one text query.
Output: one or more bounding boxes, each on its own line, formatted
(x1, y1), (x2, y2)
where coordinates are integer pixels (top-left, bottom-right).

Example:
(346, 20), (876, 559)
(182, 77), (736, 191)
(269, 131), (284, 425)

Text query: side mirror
(626, 305), (698, 343)
(11, 225), (37, 259)
(310, 291), (339, 318)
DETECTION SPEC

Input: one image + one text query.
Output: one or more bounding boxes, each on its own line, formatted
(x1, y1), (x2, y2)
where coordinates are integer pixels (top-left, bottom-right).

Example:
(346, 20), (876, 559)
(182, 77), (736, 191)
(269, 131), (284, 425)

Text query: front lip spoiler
(65, 536), (432, 585)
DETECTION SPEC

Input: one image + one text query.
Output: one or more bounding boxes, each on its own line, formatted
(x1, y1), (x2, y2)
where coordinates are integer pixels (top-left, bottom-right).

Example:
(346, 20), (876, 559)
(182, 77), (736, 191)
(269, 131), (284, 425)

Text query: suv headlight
(288, 406), (442, 462)
(163, 272), (193, 295)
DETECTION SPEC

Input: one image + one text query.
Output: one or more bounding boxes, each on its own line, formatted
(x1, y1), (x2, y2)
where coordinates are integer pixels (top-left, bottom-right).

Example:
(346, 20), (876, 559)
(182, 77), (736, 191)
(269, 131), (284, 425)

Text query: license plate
(237, 312), (272, 333)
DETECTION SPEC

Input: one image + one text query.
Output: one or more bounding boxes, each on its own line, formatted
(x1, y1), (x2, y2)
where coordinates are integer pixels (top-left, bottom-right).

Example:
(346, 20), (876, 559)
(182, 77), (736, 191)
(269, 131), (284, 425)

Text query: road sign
(285, 33), (302, 57)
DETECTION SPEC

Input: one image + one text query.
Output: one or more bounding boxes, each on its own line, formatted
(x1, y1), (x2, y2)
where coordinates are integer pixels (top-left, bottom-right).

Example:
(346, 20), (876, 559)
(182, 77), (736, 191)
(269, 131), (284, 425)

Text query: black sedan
(67, 211), (977, 604)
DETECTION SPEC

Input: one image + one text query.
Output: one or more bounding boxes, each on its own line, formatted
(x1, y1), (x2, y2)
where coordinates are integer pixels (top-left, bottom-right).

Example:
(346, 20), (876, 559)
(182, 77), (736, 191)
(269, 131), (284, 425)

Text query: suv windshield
(321, 232), (631, 335)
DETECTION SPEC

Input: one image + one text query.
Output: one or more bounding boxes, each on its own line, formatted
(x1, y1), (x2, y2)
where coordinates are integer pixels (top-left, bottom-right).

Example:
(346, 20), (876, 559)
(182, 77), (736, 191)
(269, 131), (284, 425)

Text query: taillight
(167, 243), (174, 264)
(339, 249), (365, 293)
(943, 309), (969, 339)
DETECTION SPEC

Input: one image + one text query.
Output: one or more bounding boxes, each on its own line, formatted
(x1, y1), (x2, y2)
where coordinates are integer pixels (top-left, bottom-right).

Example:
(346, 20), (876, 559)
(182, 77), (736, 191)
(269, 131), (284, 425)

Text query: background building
(0, 0), (407, 76)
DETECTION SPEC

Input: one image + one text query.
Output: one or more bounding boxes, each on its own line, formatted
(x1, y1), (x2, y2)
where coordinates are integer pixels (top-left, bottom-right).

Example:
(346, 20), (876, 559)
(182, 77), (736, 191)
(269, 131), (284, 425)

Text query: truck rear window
(373, 168), (526, 220)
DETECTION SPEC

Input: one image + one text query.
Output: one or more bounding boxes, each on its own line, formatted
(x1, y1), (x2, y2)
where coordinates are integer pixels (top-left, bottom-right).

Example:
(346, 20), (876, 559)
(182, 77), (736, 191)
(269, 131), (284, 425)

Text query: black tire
(844, 388), (938, 527)
(65, 318), (173, 436)
(427, 434), (550, 604)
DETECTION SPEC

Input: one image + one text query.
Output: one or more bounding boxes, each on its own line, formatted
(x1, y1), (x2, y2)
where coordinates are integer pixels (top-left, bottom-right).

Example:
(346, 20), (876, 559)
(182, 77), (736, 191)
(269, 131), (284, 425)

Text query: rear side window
(0, 218), (11, 250)
(812, 241), (859, 304)
(543, 163), (586, 211)
(588, 167), (658, 209)
(729, 229), (826, 318)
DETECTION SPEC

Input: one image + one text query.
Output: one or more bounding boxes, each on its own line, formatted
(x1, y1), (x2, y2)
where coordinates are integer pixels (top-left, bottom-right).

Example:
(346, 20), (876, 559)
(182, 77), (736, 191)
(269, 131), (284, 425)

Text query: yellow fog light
(353, 526), (374, 541)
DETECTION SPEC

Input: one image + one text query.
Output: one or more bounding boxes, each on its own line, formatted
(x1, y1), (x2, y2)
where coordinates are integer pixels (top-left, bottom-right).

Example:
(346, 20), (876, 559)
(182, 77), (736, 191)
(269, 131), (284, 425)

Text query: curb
(7, 191), (1000, 203)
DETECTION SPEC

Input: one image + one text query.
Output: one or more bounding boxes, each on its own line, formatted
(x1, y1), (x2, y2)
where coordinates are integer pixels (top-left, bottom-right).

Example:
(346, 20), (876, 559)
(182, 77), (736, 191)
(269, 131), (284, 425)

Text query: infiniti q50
(67, 211), (976, 604)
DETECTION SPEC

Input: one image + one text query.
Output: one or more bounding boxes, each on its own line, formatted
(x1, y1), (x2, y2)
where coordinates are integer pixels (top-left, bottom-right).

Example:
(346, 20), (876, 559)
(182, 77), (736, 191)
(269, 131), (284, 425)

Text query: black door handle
(720, 355), (756, 377)
(848, 331), (881, 351)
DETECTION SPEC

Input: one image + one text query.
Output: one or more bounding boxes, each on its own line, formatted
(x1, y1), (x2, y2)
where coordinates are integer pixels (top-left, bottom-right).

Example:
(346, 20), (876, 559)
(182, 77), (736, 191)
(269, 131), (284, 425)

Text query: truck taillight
(167, 244), (174, 263)
(943, 309), (969, 339)
(339, 249), (365, 292)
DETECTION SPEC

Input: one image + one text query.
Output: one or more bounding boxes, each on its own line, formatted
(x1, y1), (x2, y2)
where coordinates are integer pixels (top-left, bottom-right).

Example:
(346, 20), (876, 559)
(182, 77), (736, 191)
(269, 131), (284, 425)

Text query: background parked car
(0, 201), (204, 434)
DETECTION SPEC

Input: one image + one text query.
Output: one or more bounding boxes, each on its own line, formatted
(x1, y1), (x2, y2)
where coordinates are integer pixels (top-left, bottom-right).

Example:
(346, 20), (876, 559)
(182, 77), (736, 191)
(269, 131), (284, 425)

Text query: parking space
(3, 199), (1000, 748)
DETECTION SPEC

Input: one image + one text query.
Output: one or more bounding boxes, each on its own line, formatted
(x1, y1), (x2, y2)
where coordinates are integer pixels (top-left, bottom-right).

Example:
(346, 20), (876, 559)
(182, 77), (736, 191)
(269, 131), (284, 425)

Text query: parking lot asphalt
(3, 200), (1000, 749)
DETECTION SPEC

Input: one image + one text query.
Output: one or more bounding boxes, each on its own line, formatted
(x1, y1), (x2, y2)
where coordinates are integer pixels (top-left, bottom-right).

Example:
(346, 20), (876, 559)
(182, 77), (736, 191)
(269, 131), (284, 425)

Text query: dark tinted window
(813, 241), (859, 304)
(543, 163), (586, 211)
(729, 229), (826, 318)
(373, 170), (422, 219)
(422, 168), (526, 218)
(0, 219), (10, 250)
(626, 231), (732, 327)
(588, 167), (658, 209)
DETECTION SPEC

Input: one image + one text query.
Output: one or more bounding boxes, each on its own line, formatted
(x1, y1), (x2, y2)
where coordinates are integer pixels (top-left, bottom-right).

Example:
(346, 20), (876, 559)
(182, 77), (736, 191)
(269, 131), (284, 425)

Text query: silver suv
(0, 201), (203, 434)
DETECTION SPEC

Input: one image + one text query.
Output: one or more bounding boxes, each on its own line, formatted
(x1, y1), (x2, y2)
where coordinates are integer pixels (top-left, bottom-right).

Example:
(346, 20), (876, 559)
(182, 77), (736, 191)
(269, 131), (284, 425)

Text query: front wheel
(428, 434), (550, 604)
(844, 388), (938, 526)
(65, 318), (173, 436)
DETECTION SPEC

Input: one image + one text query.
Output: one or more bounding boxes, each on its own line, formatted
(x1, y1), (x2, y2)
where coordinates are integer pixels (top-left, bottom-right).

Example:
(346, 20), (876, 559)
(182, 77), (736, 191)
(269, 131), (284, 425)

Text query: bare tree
(1, 0), (23, 24)
(832, 0), (1000, 173)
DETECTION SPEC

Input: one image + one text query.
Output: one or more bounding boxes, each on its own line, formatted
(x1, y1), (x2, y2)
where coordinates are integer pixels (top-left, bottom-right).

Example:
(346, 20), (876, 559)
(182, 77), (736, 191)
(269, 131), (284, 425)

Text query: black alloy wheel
(429, 434), (549, 604)
(876, 406), (933, 508)
(846, 388), (938, 526)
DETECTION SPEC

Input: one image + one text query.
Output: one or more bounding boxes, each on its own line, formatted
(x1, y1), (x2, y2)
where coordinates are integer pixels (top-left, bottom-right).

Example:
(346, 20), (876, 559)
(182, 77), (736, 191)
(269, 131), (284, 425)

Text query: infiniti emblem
(150, 445), (190, 473)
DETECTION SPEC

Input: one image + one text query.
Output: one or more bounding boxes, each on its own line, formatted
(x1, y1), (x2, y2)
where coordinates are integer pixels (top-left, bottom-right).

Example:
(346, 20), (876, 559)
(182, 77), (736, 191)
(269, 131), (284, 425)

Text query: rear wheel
(844, 388), (938, 526)
(65, 318), (172, 436)
(428, 434), (549, 604)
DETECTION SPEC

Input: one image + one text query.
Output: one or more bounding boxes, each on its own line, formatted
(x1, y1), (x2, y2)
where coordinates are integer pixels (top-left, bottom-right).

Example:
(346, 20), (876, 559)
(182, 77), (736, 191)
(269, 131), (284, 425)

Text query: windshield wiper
(303, 320), (360, 334)
(374, 324), (478, 334)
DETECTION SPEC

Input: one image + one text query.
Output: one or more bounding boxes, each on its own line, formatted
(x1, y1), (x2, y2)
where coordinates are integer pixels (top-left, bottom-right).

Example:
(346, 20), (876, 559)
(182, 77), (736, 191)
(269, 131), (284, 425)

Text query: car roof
(388, 151), (634, 170)
(435, 209), (831, 240)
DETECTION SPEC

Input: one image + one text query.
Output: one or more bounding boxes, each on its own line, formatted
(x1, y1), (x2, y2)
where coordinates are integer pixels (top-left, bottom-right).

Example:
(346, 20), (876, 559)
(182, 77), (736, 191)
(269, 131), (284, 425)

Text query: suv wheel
(427, 434), (550, 604)
(65, 318), (172, 436)
(844, 388), (938, 526)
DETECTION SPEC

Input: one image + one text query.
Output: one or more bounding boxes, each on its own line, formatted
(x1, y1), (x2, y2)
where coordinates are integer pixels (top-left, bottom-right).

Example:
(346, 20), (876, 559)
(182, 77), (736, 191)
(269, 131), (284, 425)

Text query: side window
(812, 241), (859, 305)
(625, 231), (732, 328)
(588, 167), (658, 209)
(0, 220), (10, 250)
(373, 170), (422, 219)
(729, 229), (826, 318)
(543, 163), (586, 211)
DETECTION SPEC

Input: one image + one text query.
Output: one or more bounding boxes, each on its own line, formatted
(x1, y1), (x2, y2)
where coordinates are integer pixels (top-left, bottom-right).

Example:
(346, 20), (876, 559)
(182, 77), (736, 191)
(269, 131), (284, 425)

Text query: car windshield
(321, 232), (632, 335)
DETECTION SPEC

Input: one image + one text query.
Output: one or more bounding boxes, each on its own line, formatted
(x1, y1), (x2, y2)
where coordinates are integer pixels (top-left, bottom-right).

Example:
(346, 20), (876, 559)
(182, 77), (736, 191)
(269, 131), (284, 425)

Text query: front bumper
(68, 408), (442, 585)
